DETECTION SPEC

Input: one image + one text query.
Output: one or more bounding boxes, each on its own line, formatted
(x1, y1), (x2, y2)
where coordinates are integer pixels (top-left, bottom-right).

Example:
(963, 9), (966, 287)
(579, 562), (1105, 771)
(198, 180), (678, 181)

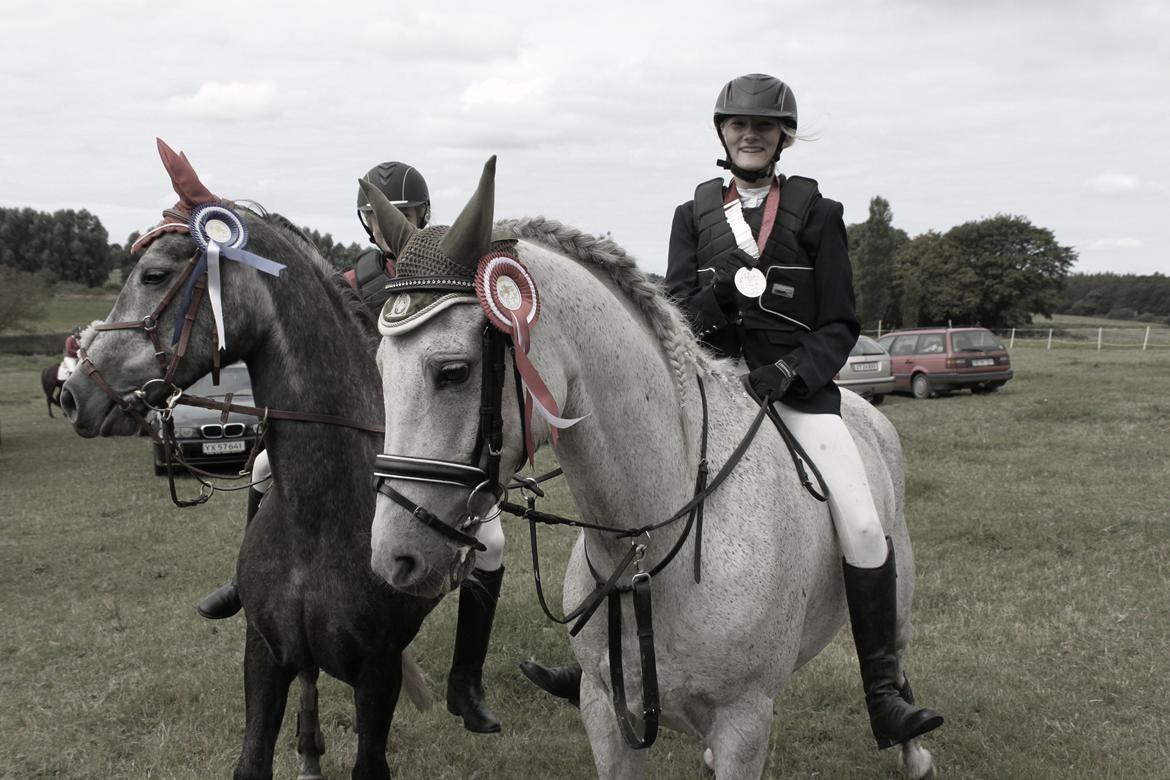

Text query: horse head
(367, 157), (538, 598)
(61, 141), (298, 437)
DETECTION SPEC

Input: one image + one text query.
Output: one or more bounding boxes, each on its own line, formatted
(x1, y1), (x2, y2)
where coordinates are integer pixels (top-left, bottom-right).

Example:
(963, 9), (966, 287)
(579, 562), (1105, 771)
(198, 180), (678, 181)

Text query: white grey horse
(364, 160), (938, 779)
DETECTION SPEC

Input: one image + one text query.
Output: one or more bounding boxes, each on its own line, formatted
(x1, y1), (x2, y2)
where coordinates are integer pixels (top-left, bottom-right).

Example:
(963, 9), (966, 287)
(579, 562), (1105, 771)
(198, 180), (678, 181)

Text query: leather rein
(79, 250), (384, 508)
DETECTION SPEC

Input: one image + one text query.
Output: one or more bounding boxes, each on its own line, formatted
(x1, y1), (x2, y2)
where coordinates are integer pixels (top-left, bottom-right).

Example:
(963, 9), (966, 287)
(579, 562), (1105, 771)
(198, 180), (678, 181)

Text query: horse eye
(140, 268), (172, 286)
(438, 362), (470, 386)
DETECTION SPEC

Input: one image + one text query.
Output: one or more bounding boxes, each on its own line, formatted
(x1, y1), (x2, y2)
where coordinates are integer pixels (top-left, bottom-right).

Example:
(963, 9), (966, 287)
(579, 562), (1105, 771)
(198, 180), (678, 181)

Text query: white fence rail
(866, 324), (1170, 350)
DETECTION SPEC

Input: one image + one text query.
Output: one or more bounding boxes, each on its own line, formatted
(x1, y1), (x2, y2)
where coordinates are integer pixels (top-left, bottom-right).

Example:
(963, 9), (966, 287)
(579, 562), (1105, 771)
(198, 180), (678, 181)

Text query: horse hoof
(900, 742), (936, 779)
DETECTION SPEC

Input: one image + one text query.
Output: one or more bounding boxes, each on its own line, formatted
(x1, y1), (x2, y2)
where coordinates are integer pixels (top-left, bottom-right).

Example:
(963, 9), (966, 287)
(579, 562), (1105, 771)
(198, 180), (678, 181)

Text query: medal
(734, 266), (767, 298)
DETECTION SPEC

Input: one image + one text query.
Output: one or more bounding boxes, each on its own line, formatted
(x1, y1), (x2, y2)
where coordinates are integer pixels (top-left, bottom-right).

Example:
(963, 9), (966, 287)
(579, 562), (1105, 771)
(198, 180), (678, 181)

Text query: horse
(362, 160), (938, 778)
(60, 167), (440, 779)
(41, 363), (63, 417)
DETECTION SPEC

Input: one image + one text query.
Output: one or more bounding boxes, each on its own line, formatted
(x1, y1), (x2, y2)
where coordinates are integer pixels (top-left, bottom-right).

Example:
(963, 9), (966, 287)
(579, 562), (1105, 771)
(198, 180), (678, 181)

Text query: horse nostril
(392, 555), (417, 584)
(60, 388), (78, 419)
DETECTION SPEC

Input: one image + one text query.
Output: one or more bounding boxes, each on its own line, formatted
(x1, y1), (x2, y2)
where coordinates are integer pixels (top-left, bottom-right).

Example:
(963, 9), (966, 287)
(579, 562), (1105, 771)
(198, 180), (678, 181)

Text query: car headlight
(175, 426), (198, 438)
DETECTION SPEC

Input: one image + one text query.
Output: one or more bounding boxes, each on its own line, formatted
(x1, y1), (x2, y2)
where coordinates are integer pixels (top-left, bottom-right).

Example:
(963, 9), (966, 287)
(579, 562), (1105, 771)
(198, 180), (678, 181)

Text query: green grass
(2, 292), (118, 336)
(2, 350), (1169, 778)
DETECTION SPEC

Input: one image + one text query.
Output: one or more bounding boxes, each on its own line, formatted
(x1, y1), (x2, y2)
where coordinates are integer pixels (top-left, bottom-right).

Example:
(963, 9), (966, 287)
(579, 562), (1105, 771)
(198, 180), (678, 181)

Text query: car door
(885, 335), (919, 390)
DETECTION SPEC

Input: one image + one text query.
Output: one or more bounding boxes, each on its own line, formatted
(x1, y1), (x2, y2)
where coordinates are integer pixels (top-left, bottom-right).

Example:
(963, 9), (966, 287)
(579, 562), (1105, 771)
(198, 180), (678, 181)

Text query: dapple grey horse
(61, 159), (438, 780)
(363, 160), (938, 778)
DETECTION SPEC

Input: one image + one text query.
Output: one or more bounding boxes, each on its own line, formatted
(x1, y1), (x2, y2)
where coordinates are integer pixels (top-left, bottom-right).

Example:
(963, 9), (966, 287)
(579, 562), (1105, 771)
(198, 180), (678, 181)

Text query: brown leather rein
(79, 250), (384, 507)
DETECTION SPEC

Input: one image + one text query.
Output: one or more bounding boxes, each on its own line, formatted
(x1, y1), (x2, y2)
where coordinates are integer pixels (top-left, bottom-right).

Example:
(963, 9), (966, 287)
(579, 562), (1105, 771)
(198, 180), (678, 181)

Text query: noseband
(373, 312), (523, 553)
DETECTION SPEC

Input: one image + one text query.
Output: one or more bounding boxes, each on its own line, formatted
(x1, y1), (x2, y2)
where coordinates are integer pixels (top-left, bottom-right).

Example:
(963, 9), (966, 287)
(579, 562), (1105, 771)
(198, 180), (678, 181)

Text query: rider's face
(720, 116), (784, 174)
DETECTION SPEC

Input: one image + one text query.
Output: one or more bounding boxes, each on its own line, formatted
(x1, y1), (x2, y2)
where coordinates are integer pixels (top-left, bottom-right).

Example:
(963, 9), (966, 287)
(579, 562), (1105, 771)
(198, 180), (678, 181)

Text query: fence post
(1009, 328), (1015, 349)
(1047, 329), (1053, 350)
(877, 320), (883, 339)
(1097, 328), (1103, 350)
(1143, 326), (1151, 351)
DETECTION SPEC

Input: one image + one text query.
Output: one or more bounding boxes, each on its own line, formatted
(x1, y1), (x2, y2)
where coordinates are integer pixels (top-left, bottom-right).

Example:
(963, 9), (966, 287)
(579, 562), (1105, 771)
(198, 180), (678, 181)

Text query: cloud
(1083, 173), (1164, 196)
(165, 81), (279, 121)
(1085, 237), (1145, 250)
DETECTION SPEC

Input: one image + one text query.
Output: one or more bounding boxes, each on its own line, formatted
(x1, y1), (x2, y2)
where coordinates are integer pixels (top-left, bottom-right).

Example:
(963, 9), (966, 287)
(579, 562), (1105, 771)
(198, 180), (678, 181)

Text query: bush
(0, 267), (52, 332)
(1106, 307), (1137, 322)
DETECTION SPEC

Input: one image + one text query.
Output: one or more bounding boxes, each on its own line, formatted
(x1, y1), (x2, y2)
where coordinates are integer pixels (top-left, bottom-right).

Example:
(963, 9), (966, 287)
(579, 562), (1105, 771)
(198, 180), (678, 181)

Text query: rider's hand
(709, 249), (754, 309)
(745, 358), (798, 403)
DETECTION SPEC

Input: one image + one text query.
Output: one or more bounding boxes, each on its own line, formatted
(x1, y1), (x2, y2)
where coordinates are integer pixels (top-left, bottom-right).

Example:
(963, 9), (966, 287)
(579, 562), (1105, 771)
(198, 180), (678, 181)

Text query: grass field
(2, 292), (120, 337)
(2, 349), (1169, 778)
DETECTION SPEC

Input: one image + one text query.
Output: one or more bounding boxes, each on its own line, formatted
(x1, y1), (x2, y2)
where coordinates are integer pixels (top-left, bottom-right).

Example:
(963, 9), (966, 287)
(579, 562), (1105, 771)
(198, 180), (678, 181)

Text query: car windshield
(952, 330), (1004, 352)
(186, 364), (252, 396)
(850, 335), (886, 357)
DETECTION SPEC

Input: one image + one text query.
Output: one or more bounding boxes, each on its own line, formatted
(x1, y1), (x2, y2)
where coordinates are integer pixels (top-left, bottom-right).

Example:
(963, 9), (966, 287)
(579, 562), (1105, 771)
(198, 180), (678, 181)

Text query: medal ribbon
(172, 240), (286, 348)
(723, 178), (780, 260)
(507, 308), (587, 464)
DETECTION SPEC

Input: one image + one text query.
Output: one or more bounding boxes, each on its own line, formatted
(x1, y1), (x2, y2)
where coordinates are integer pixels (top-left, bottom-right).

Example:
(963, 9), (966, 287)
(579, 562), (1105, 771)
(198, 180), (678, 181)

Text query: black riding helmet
(713, 73), (798, 182)
(357, 161), (431, 238)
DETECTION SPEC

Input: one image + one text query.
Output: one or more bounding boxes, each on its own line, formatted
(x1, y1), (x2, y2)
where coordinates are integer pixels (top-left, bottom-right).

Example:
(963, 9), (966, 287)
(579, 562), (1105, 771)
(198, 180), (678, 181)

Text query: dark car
(877, 326), (1013, 399)
(835, 334), (895, 404)
(151, 363), (259, 475)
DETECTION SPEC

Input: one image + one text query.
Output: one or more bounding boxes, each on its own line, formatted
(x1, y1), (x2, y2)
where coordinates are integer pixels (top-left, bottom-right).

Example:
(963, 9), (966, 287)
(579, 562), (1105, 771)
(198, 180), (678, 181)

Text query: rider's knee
(475, 517), (505, 571)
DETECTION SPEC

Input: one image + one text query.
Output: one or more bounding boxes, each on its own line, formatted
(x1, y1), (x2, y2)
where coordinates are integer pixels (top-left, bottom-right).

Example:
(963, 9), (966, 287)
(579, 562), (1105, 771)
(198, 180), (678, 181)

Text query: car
(150, 362), (260, 475)
(876, 326), (1013, 399)
(835, 334), (894, 404)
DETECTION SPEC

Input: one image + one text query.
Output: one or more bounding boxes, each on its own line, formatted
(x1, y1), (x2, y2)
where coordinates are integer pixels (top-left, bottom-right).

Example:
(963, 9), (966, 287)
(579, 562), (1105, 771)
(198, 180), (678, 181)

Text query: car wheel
(870, 394), (885, 406)
(153, 444), (168, 476)
(911, 374), (932, 400)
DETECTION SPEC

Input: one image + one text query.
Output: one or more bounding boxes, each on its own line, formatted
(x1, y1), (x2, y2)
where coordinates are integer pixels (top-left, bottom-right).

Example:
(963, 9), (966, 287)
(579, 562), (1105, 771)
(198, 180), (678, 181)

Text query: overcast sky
(2, 0), (1166, 276)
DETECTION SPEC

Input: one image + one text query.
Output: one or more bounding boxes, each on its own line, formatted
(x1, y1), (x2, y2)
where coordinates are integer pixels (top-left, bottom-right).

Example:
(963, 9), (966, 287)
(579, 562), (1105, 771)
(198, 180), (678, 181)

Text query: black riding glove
(744, 358), (798, 404)
(709, 249), (755, 309)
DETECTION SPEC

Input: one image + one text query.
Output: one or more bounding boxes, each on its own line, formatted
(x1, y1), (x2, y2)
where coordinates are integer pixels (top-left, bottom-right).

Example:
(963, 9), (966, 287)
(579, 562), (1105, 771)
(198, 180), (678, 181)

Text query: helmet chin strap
(716, 157), (774, 183)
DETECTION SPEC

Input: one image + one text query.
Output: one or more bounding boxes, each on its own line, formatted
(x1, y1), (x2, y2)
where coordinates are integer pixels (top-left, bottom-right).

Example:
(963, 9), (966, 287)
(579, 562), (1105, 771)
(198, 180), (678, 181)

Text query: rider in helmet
(198, 161), (509, 735)
(523, 73), (944, 753)
(344, 162), (431, 312)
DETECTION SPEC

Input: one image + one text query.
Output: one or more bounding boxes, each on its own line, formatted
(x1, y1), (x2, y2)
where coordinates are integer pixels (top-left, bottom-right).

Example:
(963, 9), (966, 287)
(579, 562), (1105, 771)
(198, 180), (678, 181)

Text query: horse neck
(533, 259), (699, 566)
(244, 265), (380, 506)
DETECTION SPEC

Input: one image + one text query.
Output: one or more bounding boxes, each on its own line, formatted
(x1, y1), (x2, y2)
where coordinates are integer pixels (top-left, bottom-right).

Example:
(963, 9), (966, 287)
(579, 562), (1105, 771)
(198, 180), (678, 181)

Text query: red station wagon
(876, 327), (1013, 399)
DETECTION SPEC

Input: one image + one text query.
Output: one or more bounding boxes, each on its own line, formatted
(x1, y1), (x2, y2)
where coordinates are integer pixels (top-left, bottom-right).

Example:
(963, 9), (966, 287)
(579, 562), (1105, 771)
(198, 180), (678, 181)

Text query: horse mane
(496, 217), (717, 404)
(236, 202), (380, 343)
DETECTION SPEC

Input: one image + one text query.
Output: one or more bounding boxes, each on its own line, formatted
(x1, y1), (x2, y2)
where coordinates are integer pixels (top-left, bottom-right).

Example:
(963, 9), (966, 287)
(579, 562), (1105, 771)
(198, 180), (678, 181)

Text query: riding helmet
(357, 161), (431, 234)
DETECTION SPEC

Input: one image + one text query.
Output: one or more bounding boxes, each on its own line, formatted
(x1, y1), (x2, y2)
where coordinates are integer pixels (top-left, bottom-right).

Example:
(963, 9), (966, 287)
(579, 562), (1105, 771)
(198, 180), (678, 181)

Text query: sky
(1, 0), (1167, 277)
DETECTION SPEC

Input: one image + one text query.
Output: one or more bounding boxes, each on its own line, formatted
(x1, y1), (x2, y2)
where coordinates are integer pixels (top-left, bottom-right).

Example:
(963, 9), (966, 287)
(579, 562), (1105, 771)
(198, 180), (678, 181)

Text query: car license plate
(203, 440), (246, 455)
(971, 358), (994, 367)
(853, 362), (880, 372)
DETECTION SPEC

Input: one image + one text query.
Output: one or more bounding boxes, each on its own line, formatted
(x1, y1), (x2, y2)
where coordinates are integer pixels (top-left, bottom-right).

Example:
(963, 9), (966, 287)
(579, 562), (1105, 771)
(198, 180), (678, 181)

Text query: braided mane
(495, 216), (719, 405)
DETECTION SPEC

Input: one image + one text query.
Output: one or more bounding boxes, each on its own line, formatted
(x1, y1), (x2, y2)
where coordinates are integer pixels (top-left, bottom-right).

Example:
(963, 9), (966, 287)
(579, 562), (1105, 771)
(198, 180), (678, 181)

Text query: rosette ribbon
(475, 251), (586, 464)
(172, 204), (286, 349)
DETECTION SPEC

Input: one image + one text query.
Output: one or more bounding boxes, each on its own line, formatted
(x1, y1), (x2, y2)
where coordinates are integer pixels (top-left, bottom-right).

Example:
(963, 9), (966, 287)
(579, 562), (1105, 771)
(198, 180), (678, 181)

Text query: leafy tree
(893, 231), (980, 327)
(850, 196), (907, 329)
(0, 207), (113, 286)
(0, 267), (51, 331)
(300, 226), (364, 272)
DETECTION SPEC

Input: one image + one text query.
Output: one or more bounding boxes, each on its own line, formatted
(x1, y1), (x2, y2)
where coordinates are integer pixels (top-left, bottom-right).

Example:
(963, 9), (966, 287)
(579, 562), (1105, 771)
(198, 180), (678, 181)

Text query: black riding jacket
(665, 175), (860, 415)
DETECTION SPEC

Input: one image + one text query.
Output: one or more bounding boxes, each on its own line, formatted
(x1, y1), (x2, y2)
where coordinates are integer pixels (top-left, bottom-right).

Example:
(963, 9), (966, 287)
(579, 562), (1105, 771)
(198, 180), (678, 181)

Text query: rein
(79, 249), (384, 508)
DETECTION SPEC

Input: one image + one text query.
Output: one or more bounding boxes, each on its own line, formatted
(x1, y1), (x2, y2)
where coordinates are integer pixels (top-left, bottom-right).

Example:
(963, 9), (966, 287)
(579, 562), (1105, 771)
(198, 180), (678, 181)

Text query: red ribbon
(725, 177), (780, 253)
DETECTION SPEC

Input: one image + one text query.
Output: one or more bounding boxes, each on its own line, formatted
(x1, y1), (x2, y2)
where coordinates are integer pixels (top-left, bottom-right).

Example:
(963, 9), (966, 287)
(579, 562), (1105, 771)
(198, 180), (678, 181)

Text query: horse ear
(440, 156), (496, 270)
(156, 138), (218, 209)
(359, 178), (417, 258)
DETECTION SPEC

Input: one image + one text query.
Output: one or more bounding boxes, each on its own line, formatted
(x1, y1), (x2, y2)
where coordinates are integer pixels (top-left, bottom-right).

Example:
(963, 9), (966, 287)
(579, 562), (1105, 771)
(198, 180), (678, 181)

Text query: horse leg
(704, 695), (773, 779)
(233, 624), (296, 780)
(350, 655), (403, 780)
(579, 669), (648, 780)
(295, 668), (326, 780)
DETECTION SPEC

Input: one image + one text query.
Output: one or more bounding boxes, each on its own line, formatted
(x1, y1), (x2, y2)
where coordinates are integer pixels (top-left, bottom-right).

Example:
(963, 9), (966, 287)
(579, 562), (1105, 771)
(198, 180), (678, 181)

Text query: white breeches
(248, 447), (506, 569)
(57, 356), (78, 382)
(771, 404), (888, 569)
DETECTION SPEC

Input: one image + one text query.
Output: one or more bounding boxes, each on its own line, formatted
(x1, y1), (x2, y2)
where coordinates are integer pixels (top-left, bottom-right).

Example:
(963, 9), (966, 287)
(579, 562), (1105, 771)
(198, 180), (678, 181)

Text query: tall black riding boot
(196, 485), (261, 620)
(446, 565), (504, 733)
(518, 661), (582, 708)
(843, 538), (944, 749)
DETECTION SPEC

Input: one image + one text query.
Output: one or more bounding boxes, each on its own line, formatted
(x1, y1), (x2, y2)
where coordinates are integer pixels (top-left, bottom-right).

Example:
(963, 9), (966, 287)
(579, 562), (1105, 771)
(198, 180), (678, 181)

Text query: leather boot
(518, 661), (582, 708)
(446, 566), (504, 733)
(843, 537), (944, 749)
(196, 485), (261, 620)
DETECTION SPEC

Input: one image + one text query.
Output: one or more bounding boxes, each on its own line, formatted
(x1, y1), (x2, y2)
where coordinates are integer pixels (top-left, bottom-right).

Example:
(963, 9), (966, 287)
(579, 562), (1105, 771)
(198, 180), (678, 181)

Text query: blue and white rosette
(173, 204), (286, 348)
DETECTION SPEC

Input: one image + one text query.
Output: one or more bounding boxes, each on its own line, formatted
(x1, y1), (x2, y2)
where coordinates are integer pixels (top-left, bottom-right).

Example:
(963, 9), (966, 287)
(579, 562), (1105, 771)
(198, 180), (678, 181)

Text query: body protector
(349, 247), (397, 314)
(693, 175), (820, 354)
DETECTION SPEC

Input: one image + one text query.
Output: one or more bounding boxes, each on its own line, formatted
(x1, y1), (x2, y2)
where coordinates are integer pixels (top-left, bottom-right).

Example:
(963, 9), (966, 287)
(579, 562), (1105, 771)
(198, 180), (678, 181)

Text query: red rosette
(475, 251), (540, 339)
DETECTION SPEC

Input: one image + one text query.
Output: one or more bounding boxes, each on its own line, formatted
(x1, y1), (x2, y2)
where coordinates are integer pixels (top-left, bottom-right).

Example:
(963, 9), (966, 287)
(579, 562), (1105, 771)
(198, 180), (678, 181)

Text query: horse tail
(400, 649), (433, 712)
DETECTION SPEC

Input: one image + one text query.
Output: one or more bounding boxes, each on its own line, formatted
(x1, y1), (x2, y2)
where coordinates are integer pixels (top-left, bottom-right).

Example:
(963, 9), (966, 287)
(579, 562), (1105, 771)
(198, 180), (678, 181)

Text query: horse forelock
(496, 217), (726, 404)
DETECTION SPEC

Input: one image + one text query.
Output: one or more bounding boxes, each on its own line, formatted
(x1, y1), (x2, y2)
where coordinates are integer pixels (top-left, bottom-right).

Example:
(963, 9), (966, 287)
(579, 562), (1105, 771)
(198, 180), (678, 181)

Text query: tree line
(0, 206), (366, 331)
(1054, 272), (1170, 324)
(848, 197), (1079, 330)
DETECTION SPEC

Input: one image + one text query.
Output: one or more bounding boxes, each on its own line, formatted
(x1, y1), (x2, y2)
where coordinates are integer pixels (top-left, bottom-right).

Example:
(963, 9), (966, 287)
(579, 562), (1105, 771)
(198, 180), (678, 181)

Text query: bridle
(78, 245), (385, 507)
